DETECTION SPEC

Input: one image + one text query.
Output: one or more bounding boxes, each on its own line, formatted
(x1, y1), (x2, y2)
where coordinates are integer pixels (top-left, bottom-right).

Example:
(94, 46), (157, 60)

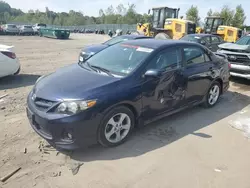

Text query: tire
(203, 81), (221, 108)
(98, 106), (135, 147)
(155, 33), (170, 40)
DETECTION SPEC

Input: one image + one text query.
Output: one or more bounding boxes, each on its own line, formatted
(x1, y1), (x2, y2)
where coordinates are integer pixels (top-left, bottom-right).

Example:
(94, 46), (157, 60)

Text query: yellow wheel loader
(136, 7), (196, 40)
(198, 16), (242, 42)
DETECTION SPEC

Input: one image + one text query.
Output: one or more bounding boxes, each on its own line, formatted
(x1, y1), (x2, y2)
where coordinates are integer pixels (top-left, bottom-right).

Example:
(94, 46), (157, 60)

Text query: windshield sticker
(136, 47), (153, 53)
(121, 69), (130, 74)
(121, 44), (139, 48)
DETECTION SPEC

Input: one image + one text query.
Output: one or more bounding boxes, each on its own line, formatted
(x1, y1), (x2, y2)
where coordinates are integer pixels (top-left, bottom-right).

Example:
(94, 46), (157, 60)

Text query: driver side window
(146, 48), (181, 71)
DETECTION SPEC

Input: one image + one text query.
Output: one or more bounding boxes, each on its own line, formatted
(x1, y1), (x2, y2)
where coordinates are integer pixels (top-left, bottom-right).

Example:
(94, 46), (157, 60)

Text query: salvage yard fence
(8, 22), (137, 33)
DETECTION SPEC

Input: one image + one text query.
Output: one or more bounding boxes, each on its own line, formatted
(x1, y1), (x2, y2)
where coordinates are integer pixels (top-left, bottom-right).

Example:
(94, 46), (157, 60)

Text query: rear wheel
(155, 33), (170, 40)
(203, 81), (221, 108)
(98, 106), (135, 147)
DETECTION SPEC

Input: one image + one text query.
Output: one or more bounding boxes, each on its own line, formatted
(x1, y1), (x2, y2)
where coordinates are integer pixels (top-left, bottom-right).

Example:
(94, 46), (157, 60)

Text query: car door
(141, 47), (186, 121)
(182, 45), (214, 104)
(210, 36), (222, 52)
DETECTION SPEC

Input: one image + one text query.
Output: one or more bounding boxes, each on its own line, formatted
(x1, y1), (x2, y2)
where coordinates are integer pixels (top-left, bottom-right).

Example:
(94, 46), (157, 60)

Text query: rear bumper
(4, 31), (19, 34)
(20, 31), (34, 34)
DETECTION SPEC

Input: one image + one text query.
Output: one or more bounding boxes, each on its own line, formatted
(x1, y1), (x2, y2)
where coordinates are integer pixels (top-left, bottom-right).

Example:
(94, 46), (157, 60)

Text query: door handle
(209, 67), (215, 73)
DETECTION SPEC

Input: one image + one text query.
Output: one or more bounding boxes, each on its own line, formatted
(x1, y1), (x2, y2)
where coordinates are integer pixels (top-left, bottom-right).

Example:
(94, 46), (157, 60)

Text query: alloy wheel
(104, 113), (131, 143)
(208, 85), (220, 105)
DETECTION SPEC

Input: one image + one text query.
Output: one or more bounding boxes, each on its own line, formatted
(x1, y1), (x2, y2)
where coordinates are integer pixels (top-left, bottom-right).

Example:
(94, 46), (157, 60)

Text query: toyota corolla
(27, 39), (230, 150)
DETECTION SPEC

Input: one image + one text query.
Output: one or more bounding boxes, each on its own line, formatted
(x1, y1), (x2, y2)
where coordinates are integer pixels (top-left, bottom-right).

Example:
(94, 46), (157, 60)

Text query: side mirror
(200, 40), (206, 45)
(144, 69), (162, 78)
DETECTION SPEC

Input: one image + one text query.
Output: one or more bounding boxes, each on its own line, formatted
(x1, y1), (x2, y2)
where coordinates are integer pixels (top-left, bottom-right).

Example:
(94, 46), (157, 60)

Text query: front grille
(225, 53), (250, 63)
(34, 97), (56, 111)
(33, 118), (52, 139)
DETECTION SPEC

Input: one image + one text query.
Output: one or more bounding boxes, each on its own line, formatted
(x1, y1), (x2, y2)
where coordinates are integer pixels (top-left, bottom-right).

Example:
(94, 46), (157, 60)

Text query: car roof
(186, 34), (218, 37)
(121, 39), (198, 49)
(121, 35), (152, 39)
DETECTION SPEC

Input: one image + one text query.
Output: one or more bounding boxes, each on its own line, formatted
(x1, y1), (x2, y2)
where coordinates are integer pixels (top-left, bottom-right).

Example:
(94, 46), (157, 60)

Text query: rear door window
(183, 46), (210, 66)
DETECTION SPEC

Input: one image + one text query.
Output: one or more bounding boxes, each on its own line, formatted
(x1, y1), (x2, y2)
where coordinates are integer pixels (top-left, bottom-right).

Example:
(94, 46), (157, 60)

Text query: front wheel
(203, 81), (221, 108)
(98, 106), (135, 147)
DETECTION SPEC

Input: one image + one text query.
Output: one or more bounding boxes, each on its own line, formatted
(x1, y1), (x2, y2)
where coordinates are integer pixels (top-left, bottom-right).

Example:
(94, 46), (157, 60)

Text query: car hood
(34, 64), (120, 101)
(81, 44), (108, 54)
(218, 43), (250, 52)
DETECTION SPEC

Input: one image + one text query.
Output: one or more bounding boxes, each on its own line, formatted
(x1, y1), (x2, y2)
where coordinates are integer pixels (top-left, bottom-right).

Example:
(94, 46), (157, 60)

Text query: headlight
(56, 100), (97, 114)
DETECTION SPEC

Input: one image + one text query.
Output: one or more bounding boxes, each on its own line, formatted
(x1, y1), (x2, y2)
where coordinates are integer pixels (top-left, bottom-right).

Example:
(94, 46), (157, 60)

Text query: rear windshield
(37, 24), (46, 27)
(85, 44), (154, 76)
(217, 27), (225, 31)
(103, 36), (130, 46)
(235, 36), (250, 45)
(180, 35), (200, 42)
(7, 25), (17, 28)
(24, 26), (32, 28)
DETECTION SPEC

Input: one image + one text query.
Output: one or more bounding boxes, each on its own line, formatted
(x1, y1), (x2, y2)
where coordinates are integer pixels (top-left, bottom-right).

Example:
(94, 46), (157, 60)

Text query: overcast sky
(6, 0), (250, 25)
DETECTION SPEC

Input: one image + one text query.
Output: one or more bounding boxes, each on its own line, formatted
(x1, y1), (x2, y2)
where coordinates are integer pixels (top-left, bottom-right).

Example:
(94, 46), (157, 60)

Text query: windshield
(103, 36), (129, 46)
(83, 44), (154, 76)
(24, 26), (32, 28)
(38, 24), (46, 27)
(235, 36), (250, 45)
(180, 35), (200, 42)
(205, 18), (213, 28)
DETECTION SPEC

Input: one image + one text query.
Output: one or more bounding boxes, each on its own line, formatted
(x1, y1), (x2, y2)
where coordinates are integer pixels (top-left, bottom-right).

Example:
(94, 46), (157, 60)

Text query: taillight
(1, 51), (16, 59)
(228, 62), (231, 69)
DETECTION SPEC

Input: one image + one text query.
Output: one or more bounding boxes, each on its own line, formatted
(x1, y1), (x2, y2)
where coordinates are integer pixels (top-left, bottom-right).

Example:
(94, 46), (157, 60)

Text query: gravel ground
(0, 34), (250, 188)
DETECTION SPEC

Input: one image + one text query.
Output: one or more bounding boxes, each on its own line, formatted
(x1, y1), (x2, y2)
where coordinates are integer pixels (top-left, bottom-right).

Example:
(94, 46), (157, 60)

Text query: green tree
(232, 5), (246, 28)
(207, 9), (213, 17)
(123, 3), (137, 24)
(220, 5), (234, 26)
(186, 5), (200, 25)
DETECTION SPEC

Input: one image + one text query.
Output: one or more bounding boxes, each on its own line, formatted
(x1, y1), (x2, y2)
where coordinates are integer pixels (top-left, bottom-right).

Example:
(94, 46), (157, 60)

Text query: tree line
(186, 5), (247, 29)
(0, 0), (249, 29)
(0, 1), (150, 25)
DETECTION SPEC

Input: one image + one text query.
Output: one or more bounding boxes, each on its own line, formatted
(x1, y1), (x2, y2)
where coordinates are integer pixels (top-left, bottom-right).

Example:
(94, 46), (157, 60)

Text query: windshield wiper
(90, 65), (114, 77)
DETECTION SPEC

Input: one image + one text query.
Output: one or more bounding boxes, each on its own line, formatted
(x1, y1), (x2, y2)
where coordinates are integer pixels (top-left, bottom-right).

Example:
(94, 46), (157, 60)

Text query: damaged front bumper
(230, 64), (250, 79)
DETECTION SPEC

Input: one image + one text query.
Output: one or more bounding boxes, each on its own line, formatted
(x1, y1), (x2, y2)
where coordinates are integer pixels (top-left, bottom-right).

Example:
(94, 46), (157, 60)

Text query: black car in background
(79, 35), (152, 62)
(180, 34), (224, 52)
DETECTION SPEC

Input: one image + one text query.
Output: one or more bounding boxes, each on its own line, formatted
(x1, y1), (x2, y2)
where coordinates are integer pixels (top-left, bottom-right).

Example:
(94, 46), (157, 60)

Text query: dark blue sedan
(79, 34), (152, 62)
(27, 39), (230, 150)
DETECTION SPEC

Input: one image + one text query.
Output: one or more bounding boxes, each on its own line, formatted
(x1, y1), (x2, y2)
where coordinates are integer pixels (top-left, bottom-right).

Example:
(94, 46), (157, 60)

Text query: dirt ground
(0, 34), (250, 188)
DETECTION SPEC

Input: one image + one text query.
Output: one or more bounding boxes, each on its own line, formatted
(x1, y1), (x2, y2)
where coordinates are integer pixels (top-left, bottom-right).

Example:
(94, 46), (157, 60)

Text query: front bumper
(26, 93), (103, 150)
(230, 64), (250, 79)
